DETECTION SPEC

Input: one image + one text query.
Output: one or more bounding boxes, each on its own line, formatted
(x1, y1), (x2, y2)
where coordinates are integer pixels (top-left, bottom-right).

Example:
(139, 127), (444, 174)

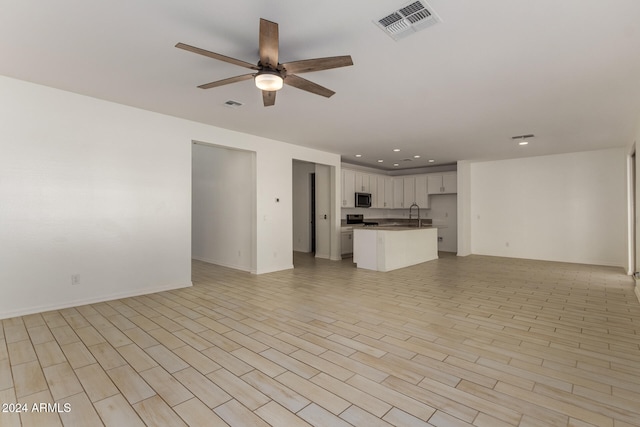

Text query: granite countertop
(342, 217), (434, 229)
(353, 224), (435, 231)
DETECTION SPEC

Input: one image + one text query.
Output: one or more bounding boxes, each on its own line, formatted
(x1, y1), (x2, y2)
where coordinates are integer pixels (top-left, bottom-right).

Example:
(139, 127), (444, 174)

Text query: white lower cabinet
(341, 230), (353, 256)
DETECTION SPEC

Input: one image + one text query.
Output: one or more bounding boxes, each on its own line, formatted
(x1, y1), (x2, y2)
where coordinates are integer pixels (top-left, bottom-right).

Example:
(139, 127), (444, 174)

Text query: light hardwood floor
(1, 253), (640, 426)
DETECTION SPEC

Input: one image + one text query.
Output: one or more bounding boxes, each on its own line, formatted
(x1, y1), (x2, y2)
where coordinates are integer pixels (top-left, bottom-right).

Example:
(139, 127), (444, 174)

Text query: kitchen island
(353, 226), (438, 272)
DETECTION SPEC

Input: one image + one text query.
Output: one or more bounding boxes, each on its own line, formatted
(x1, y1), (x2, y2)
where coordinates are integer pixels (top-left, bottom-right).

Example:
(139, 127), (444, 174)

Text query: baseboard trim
(469, 251), (625, 269)
(0, 281), (193, 321)
(255, 265), (294, 275)
(192, 256), (251, 273)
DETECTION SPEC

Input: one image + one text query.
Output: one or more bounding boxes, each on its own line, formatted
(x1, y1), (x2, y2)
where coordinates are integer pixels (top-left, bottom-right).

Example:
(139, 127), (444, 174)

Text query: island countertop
(353, 225), (436, 231)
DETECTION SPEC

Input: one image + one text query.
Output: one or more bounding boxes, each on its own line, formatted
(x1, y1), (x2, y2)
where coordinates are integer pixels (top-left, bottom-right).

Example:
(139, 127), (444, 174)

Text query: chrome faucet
(409, 203), (421, 227)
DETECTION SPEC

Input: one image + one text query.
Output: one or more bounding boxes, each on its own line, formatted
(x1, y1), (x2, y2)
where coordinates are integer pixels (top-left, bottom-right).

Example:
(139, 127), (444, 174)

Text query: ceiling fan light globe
(255, 73), (283, 91)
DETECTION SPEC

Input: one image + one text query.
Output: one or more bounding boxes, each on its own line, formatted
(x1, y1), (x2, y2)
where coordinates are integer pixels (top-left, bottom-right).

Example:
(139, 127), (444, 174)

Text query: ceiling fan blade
(198, 74), (254, 89)
(176, 42), (259, 70)
(282, 55), (353, 74)
(262, 90), (276, 107)
(259, 18), (279, 68)
(284, 74), (335, 98)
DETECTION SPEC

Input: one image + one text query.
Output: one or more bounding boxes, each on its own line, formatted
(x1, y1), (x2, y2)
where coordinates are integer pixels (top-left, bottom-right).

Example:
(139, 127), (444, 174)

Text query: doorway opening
(192, 141), (256, 273)
(292, 160), (335, 266)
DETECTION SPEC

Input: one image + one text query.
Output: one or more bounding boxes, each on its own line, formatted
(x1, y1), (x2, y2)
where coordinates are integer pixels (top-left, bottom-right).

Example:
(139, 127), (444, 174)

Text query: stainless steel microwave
(355, 192), (371, 208)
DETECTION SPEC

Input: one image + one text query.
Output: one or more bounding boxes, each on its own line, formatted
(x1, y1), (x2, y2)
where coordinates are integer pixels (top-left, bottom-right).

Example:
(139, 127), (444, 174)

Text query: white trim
(0, 282), (192, 321)
(194, 257), (294, 275)
(255, 265), (294, 275)
(192, 256), (251, 273)
(626, 147), (635, 275)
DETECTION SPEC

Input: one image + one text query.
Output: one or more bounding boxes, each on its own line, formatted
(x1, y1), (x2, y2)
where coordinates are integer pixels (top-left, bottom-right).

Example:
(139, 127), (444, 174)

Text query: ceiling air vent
(224, 100), (243, 109)
(375, 0), (441, 41)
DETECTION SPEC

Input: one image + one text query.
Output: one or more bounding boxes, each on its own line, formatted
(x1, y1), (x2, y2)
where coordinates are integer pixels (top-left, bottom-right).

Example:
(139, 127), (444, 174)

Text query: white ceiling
(2, 0), (640, 170)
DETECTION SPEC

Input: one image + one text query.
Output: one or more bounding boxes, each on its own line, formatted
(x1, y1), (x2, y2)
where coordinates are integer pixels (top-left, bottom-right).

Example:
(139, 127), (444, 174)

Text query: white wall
(470, 148), (628, 267)
(0, 75), (341, 318)
(426, 194), (457, 252)
(192, 143), (254, 271)
(0, 77), (192, 318)
(456, 160), (472, 256)
(292, 161), (315, 253)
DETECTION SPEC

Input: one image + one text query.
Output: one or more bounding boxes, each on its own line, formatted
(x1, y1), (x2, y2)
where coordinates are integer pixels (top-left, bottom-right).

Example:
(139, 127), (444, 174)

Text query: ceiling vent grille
(224, 100), (243, 108)
(375, 0), (441, 41)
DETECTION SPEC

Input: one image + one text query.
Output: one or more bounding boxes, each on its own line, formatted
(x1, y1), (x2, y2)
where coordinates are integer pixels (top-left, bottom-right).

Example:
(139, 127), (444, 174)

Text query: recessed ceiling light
(393, 148), (400, 152)
(355, 154), (362, 157)
(428, 159), (435, 163)
(377, 159), (384, 163)
(393, 163), (399, 167)
(413, 155), (421, 159)
(512, 134), (534, 146)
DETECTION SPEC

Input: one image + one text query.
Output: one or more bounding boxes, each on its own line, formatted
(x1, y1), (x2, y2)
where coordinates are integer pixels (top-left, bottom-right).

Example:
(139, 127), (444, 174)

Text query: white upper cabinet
(341, 168), (455, 209)
(442, 172), (457, 193)
(354, 172), (371, 193)
(403, 176), (416, 206)
(402, 176), (429, 209)
(415, 175), (429, 208)
(427, 172), (457, 194)
(376, 175), (393, 208)
(392, 178), (404, 208)
(369, 175), (378, 207)
(342, 169), (356, 207)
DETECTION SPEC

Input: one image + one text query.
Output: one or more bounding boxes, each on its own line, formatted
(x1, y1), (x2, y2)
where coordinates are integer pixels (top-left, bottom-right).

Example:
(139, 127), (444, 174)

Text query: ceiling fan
(176, 18), (354, 107)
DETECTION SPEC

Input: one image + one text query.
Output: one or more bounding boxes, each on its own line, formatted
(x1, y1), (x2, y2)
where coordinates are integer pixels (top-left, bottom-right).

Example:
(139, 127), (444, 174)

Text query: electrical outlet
(71, 274), (80, 286)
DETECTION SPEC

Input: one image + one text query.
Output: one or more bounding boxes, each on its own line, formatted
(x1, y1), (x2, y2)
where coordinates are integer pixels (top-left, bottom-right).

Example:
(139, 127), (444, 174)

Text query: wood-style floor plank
(1, 253), (639, 426)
